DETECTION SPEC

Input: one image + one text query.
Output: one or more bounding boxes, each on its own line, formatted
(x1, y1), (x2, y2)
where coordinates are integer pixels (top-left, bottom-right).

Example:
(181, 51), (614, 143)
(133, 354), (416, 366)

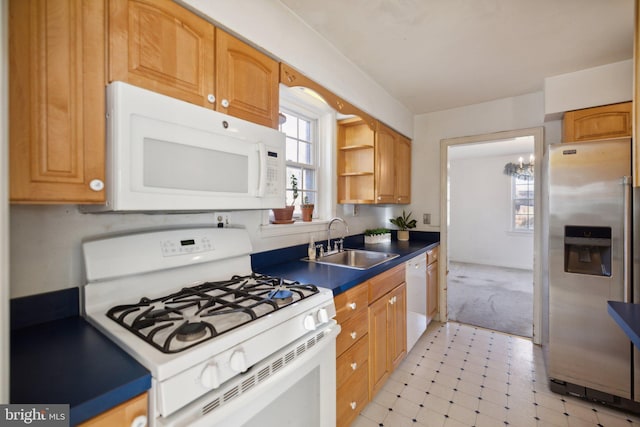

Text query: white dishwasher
(406, 252), (428, 352)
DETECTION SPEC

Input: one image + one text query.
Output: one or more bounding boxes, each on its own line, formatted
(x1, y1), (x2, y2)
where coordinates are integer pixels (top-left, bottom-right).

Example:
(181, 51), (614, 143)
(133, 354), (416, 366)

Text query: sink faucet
(325, 217), (349, 256)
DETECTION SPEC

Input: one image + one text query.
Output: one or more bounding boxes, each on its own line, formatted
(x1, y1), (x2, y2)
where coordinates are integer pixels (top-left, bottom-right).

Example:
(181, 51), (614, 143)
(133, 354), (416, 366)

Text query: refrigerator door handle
(624, 175), (632, 303)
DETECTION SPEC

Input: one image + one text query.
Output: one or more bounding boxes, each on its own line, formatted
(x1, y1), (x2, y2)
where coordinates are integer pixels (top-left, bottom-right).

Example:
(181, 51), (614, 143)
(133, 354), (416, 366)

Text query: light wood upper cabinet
(337, 119), (411, 204)
(216, 30), (279, 128)
(9, 0), (106, 203)
(395, 134), (412, 204)
(374, 123), (397, 204)
(109, 0), (215, 108)
(109, 0), (278, 128)
(563, 102), (632, 142)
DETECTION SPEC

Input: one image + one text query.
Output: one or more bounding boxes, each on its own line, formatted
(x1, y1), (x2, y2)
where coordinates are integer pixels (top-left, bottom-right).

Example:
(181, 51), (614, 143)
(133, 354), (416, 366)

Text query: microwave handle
(257, 142), (267, 197)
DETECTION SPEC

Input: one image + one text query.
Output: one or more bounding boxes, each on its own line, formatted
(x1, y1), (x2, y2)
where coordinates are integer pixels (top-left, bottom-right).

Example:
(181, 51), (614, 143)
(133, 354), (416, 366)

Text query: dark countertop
(252, 232), (440, 295)
(10, 288), (151, 426)
(608, 301), (640, 349)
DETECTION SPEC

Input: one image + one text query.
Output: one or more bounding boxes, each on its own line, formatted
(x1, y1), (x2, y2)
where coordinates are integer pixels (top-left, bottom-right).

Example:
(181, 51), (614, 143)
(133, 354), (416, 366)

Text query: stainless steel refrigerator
(548, 137), (640, 410)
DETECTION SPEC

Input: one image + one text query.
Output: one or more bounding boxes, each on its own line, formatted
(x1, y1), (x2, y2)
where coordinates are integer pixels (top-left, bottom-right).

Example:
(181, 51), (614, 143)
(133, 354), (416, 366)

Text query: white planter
(365, 233), (391, 244)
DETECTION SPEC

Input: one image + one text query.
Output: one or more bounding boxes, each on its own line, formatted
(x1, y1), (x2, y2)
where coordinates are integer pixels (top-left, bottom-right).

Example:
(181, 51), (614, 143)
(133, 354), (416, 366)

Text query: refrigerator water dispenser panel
(564, 226), (612, 276)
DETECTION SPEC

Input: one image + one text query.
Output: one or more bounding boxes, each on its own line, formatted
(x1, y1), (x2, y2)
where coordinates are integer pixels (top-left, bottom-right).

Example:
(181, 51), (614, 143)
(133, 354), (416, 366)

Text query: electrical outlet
(423, 213), (431, 225)
(214, 212), (230, 228)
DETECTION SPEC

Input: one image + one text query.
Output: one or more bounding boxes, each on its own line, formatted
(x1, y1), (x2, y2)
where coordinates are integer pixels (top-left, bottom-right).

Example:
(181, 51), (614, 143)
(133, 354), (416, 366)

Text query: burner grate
(106, 273), (319, 353)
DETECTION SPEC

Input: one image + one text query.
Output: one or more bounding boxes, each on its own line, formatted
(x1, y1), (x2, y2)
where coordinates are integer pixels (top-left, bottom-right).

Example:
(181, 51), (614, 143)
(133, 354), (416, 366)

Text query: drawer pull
(350, 362), (357, 371)
(350, 401), (357, 410)
(348, 302), (357, 310)
(350, 331), (357, 340)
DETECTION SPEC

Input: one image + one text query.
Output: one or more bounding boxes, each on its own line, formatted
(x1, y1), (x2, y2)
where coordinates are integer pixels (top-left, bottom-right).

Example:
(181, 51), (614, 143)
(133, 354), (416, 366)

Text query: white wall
(180, 0), (413, 138)
(9, 204), (388, 298)
(411, 91), (562, 231)
(448, 154), (533, 270)
(544, 59), (633, 120)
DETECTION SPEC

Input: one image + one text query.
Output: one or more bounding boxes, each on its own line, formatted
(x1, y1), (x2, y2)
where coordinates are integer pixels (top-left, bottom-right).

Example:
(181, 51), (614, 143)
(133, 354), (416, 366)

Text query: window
(279, 109), (317, 217)
(512, 175), (534, 231)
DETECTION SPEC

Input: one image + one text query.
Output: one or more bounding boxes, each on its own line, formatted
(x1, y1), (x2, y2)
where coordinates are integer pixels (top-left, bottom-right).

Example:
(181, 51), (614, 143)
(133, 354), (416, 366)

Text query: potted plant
(390, 210), (417, 241)
(271, 175), (298, 223)
(301, 196), (314, 222)
(364, 228), (391, 244)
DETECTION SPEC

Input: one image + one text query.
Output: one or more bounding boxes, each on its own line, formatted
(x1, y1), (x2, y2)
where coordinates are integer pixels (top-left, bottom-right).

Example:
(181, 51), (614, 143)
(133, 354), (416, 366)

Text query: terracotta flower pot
(397, 230), (410, 241)
(301, 204), (314, 222)
(271, 206), (294, 224)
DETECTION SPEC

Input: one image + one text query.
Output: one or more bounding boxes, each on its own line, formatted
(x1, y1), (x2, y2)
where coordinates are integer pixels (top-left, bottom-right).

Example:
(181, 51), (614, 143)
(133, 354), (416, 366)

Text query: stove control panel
(161, 236), (214, 257)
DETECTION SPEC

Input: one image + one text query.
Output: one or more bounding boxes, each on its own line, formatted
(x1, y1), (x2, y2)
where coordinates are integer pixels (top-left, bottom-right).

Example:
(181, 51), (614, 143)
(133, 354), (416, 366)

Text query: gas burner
(176, 322), (208, 342)
(268, 289), (294, 305)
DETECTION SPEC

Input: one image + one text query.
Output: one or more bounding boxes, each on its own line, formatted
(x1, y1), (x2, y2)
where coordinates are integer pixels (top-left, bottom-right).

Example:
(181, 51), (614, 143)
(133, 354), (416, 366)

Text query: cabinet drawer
(337, 363), (369, 427)
(368, 263), (405, 303)
(335, 284), (368, 324)
(427, 247), (439, 265)
(337, 309), (368, 357)
(337, 334), (369, 389)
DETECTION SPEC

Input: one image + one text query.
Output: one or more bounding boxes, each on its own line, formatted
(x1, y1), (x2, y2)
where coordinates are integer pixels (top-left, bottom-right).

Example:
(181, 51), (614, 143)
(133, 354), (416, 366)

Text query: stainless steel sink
(303, 249), (399, 270)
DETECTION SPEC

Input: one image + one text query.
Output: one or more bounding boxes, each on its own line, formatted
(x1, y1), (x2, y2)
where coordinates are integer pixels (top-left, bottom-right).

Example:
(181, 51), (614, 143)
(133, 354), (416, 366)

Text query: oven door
(158, 323), (340, 427)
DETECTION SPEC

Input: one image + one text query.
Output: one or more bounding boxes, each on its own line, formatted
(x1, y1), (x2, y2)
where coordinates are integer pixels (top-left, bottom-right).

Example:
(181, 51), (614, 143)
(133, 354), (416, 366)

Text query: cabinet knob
(350, 362), (358, 371)
(348, 302), (357, 310)
(89, 179), (104, 192)
(350, 331), (357, 340)
(377, 196), (382, 201)
(207, 94), (216, 103)
(389, 297), (395, 305)
(131, 415), (148, 427)
(350, 401), (357, 410)
(221, 99), (230, 108)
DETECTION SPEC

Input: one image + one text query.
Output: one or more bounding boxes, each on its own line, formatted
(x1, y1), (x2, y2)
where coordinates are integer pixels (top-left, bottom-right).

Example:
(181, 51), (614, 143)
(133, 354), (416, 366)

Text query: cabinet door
(427, 261), (439, 323)
(368, 295), (389, 398)
(395, 136), (411, 204)
(389, 283), (407, 370)
(9, 0), (106, 203)
(216, 30), (279, 128)
(374, 123), (397, 204)
(78, 392), (147, 426)
(109, 0), (215, 108)
(563, 102), (632, 142)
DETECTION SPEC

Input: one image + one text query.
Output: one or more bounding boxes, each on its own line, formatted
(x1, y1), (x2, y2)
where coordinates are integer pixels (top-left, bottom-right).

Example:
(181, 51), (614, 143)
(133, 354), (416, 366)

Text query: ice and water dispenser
(564, 226), (612, 277)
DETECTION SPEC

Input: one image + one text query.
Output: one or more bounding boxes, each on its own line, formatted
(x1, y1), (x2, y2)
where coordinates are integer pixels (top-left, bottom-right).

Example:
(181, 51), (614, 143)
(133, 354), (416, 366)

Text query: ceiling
(279, 0), (634, 115)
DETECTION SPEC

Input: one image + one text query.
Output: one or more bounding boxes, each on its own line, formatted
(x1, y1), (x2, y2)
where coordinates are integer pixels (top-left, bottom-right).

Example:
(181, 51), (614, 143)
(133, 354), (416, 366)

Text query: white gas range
(82, 227), (339, 427)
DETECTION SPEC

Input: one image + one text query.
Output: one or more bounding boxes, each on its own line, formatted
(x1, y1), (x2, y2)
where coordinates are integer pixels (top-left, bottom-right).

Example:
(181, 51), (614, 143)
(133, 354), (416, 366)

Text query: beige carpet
(447, 262), (533, 337)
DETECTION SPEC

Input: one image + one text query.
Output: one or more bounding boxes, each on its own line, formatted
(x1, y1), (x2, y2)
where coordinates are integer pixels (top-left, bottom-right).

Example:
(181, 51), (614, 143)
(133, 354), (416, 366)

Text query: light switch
(423, 213), (431, 224)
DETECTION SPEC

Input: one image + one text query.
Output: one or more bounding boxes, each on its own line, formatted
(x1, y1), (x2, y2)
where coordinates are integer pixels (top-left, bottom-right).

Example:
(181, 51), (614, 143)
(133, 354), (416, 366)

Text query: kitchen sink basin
(303, 249), (399, 270)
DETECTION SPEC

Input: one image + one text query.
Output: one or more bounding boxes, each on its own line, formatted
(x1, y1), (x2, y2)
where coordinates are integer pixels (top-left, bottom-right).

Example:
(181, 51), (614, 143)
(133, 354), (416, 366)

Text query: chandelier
(504, 155), (534, 180)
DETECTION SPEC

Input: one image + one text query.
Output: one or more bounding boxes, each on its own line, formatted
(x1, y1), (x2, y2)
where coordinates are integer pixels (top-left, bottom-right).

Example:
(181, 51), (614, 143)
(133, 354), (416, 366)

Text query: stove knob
(200, 363), (220, 389)
(316, 308), (329, 324)
(303, 314), (317, 331)
(230, 350), (248, 373)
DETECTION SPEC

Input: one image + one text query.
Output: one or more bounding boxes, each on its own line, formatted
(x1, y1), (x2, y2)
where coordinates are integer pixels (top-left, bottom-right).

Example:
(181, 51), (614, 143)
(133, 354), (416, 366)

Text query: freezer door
(548, 138), (631, 399)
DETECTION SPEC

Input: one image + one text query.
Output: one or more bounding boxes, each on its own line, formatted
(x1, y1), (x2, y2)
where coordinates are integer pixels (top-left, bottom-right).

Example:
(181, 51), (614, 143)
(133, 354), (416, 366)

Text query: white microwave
(86, 82), (286, 212)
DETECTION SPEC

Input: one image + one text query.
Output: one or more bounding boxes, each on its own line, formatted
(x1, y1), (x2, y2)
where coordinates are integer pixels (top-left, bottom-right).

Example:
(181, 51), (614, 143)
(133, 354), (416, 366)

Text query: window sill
(260, 219), (330, 238)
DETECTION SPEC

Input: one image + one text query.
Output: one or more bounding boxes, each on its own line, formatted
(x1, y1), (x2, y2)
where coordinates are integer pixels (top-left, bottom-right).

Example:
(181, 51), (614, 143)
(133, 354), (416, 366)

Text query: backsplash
(9, 204), (392, 298)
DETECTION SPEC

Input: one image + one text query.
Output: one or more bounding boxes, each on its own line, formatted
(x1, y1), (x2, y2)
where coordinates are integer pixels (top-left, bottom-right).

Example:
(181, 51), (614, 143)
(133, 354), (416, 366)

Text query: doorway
(439, 128), (544, 344)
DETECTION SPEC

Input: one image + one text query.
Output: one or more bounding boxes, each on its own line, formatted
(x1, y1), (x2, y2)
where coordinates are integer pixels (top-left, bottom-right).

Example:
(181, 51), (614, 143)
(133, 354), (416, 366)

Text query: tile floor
(352, 321), (640, 427)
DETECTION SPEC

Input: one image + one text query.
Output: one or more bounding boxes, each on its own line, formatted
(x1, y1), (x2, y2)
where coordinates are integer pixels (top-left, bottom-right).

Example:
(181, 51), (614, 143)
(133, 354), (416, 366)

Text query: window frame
(260, 86), (336, 234)
(511, 173), (534, 232)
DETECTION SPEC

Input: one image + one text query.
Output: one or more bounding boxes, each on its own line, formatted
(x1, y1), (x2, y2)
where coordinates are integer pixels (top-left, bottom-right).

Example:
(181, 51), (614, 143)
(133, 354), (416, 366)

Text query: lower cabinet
(368, 283), (407, 398)
(337, 335), (369, 427)
(78, 392), (147, 427)
(334, 263), (407, 426)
